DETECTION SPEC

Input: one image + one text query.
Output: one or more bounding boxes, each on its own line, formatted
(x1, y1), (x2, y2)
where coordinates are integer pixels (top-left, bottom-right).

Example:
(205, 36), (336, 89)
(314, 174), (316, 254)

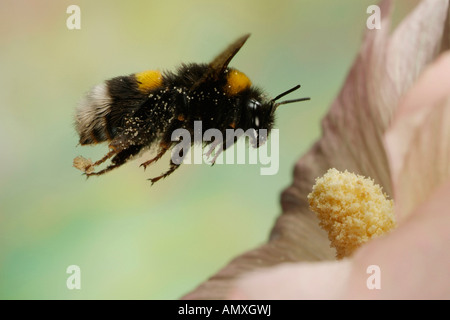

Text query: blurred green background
(0, 0), (417, 299)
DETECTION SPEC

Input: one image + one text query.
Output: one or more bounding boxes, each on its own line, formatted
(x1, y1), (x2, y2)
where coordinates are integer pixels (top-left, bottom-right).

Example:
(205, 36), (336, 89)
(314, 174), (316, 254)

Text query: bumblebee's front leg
(207, 134), (239, 165)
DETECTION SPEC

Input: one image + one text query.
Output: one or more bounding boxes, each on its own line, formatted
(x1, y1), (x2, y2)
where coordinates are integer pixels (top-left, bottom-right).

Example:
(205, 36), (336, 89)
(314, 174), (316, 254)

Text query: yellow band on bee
(135, 70), (163, 92)
(225, 69), (251, 96)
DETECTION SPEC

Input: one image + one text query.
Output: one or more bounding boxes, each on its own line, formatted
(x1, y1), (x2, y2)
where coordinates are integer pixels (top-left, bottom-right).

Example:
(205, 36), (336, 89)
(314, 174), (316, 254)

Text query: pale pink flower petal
(227, 260), (352, 300)
(344, 179), (450, 299)
(385, 52), (450, 221)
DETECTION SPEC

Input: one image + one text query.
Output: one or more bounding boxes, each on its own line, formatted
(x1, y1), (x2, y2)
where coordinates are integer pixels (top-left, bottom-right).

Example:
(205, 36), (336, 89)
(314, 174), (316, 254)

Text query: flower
(183, 0), (450, 299)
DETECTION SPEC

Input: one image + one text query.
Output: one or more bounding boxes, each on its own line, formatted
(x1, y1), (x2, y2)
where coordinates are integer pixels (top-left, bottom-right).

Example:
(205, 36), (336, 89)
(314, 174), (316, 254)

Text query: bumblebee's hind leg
(140, 141), (171, 170)
(148, 162), (182, 185)
(92, 149), (116, 167)
(86, 145), (142, 177)
(73, 149), (116, 174)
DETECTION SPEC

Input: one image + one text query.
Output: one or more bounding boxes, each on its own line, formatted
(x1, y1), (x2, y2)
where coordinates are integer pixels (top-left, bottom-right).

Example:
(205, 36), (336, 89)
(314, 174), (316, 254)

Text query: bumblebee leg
(85, 162), (122, 177)
(79, 141), (124, 173)
(140, 141), (171, 170)
(204, 139), (222, 159)
(209, 144), (224, 165)
(209, 136), (237, 165)
(73, 149), (117, 174)
(92, 149), (117, 167)
(148, 162), (181, 185)
(148, 142), (187, 185)
(86, 145), (142, 177)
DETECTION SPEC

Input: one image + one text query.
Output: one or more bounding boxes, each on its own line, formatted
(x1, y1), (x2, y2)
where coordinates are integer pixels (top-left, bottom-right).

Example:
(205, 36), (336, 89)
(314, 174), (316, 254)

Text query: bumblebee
(73, 34), (310, 184)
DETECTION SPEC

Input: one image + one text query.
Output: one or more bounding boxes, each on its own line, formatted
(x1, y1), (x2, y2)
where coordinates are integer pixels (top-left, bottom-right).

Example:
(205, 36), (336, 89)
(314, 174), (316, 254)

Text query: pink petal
(227, 260), (352, 300)
(385, 52), (450, 220)
(344, 179), (450, 299)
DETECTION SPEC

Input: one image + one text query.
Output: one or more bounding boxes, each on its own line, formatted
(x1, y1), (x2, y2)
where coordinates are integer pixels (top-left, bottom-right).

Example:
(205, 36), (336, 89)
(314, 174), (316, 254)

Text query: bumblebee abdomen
(75, 70), (164, 145)
(75, 82), (113, 145)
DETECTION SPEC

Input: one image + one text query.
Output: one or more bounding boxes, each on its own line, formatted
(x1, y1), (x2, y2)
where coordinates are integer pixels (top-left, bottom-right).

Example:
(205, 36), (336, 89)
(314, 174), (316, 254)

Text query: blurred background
(0, 0), (418, 299)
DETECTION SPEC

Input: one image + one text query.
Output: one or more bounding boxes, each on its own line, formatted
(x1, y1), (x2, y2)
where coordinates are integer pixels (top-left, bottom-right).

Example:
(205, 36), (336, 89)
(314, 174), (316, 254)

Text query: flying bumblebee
(73, 34), (310, 184)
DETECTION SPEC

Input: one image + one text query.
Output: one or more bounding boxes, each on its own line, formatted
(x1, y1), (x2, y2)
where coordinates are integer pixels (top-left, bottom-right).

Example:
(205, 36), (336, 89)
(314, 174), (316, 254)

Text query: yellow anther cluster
(308, 168), (396, 259)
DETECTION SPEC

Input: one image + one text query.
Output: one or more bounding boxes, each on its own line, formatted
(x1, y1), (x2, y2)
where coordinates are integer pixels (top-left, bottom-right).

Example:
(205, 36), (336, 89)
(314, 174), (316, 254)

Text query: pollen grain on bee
(170, 121), (279, 176)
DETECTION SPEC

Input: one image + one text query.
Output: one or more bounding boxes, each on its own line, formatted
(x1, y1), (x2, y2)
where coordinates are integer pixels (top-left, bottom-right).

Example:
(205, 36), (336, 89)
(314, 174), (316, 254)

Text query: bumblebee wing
(208, 33), (250, 78)
(190, 33), (250, 91)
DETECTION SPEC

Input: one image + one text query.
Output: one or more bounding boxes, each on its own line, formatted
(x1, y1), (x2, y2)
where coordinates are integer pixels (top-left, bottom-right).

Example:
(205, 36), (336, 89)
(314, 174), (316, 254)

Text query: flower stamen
(308, 168), (396, 259)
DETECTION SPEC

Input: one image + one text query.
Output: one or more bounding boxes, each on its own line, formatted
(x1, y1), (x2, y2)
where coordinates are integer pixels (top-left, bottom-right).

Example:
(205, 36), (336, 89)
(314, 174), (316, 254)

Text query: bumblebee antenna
(271, 85), (302, 102)
(275, 97), (310, 106)
(272, 84), (310, 109)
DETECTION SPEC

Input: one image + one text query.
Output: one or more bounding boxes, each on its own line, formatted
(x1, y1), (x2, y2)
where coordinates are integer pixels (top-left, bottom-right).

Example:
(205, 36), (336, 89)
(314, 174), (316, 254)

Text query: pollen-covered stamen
(307, 168), (396, 259)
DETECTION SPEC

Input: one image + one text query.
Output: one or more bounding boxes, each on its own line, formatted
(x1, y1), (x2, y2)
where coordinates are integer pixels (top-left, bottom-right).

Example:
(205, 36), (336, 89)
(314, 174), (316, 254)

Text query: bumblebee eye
(248, 98), (261, 110)
(247, 99), (262, 128)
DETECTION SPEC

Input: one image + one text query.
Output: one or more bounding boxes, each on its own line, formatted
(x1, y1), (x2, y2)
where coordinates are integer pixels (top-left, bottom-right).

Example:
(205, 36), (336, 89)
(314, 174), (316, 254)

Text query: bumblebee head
(242, 85), (310, 147)
(242, 84), (310, 129)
